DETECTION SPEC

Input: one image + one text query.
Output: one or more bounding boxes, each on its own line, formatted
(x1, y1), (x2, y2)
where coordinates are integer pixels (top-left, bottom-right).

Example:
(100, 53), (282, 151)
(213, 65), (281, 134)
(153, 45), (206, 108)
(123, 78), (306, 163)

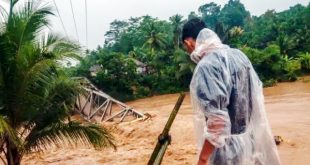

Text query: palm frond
(7, 0), (54, 51)
(19, 71), (83, 129)
(24, 121), (116, 153)
(0, 62), (3, 94)
(0, 5), (8, 25)
(10, 59), (57, 124)
(21, 58), (56, 97)
(43, 34), (82, 61)
(0, 116), (21, 149)
(33, 74), (81, 119)
(16, 41), (42, 71)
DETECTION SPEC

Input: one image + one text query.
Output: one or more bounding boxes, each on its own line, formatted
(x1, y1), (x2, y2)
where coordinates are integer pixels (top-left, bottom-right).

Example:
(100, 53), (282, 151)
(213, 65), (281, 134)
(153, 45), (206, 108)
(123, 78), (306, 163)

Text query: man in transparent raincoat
(182, 18), (281, 165)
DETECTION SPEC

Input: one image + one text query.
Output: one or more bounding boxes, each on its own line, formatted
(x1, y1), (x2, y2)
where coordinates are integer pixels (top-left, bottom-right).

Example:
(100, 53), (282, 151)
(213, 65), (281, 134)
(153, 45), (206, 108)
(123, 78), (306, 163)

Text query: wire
(69, 0), (79, 42)
(84, 0), (88, 48)
(52, 0), (68, 38)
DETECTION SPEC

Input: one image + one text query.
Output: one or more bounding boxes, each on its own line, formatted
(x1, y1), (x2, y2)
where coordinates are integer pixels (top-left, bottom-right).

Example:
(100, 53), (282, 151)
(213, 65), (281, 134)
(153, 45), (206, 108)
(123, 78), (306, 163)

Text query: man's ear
(183, 38), (196, 53)
(185, 39), (195, 50)
(184, 40), (192, 48)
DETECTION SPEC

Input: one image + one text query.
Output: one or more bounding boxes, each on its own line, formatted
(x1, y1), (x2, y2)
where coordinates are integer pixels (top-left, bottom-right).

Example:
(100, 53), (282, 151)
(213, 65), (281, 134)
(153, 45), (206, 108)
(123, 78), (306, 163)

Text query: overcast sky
(1, 0), (309, 50)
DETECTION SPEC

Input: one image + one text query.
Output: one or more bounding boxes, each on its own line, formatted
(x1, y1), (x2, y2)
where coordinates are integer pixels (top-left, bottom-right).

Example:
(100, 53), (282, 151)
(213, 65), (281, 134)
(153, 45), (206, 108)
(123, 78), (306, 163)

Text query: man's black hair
(182, 18), (206, 42)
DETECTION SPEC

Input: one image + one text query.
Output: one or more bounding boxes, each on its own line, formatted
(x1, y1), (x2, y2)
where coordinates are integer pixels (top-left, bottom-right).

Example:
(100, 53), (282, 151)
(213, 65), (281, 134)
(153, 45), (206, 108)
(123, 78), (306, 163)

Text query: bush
(298, 52), (310, 72)
(282, 56), (301, 81)
(135, 86), (151, 98)
(263, 79), (278, 87)
(242, 44), (301, 85)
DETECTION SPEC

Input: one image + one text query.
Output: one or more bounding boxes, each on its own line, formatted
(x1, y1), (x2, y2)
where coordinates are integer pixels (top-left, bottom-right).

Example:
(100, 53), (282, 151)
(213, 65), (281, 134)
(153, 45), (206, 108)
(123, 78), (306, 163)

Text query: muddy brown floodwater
(23, 76), (310, 165)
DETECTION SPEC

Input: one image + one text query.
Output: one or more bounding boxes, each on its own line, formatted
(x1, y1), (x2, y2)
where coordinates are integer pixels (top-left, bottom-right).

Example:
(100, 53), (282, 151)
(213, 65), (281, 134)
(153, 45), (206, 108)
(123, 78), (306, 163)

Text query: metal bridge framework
(75, 78), (145, 122)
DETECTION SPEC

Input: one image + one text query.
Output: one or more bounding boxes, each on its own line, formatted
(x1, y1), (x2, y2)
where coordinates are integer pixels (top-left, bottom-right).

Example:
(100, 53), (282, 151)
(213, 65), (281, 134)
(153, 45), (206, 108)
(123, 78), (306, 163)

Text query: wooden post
(148, 93), (185, 165)
(154, 140), (169, 165)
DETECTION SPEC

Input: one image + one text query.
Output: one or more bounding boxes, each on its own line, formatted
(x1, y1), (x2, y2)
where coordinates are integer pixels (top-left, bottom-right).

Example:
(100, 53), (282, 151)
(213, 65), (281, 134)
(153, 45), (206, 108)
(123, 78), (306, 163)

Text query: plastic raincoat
(190, 28), (281, 165)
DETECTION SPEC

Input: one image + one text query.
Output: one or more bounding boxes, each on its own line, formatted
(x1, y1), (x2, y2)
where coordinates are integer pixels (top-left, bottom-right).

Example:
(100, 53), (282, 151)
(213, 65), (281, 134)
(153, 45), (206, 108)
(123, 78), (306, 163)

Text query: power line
(69, 0), (79, 42)
(84, 0), (88, 48)
(52, 0), (68, 38)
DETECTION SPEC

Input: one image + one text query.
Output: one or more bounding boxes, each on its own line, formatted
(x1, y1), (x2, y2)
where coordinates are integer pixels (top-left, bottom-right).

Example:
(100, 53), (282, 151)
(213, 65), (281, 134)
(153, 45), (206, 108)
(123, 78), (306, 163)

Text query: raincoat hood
(190, 28), (229, 63)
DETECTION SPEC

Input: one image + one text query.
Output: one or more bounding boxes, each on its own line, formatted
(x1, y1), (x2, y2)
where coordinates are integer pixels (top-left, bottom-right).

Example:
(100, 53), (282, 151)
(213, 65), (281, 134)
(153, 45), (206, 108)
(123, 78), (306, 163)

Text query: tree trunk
(5, 138), (22, 165)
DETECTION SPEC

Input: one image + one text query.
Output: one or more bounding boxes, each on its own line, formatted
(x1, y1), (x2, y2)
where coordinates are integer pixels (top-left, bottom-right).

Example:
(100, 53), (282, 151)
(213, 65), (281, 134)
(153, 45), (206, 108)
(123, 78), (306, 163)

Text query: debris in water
(274, 136), (283, 145)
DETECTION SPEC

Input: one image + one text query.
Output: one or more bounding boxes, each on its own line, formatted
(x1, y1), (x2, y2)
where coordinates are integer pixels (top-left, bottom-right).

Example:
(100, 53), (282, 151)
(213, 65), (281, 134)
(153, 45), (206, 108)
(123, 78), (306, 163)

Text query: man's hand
(198, 115), (228, 165)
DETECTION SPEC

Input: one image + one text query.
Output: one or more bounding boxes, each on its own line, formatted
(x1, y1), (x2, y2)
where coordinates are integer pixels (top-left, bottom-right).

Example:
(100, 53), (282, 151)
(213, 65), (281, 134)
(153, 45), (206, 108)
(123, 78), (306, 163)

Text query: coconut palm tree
(142, 20), (167, 57)
(143, 31), (167, 56)
(0, 1), (115, 164)
(169, 14), (184, 49)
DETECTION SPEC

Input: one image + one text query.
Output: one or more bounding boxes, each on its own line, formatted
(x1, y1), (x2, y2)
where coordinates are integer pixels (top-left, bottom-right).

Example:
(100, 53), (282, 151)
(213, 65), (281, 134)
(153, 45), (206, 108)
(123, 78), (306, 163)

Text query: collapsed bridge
(74, 77), (146, 123)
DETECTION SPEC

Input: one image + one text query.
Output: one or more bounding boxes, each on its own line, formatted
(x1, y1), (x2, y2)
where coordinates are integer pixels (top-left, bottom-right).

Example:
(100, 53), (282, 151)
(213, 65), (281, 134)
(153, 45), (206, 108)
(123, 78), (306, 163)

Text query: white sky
(1, 0), (309, 50)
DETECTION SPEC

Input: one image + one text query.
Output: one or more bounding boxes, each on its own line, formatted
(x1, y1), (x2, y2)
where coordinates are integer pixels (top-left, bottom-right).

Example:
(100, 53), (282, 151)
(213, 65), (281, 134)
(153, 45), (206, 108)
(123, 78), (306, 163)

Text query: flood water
(23, 76), (310, 165)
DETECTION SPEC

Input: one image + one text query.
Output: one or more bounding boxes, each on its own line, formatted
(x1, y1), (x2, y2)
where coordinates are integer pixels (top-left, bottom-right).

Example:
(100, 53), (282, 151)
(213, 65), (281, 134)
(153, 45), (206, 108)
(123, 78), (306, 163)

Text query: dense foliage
(70, 0), (310, 101)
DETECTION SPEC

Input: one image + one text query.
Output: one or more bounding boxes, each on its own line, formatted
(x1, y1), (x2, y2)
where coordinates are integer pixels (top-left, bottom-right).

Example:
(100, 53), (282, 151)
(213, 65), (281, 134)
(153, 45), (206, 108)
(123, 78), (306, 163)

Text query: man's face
(183, 38), (196, 54)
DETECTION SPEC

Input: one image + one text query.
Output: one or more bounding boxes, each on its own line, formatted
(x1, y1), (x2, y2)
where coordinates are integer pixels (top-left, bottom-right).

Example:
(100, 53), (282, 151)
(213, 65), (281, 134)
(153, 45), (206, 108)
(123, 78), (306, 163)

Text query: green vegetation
(299, 52), (310, 72)
(0, 1), (115, 164)
(70, 0), (310, 99)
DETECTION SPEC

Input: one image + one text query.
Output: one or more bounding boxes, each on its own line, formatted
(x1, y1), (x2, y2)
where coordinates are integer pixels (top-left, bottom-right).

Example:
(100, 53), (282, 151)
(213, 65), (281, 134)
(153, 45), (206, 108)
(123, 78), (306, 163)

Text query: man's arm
(193, 61), (232, 164)
(198, 116), (226, 164)
(198, 140), (214, 165)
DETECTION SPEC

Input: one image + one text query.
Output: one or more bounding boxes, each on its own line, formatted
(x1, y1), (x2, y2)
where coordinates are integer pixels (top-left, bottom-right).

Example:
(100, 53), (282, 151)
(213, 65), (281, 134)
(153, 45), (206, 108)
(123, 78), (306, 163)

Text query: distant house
(89, 65), (102, 77)
(132, 59), (147, 74)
